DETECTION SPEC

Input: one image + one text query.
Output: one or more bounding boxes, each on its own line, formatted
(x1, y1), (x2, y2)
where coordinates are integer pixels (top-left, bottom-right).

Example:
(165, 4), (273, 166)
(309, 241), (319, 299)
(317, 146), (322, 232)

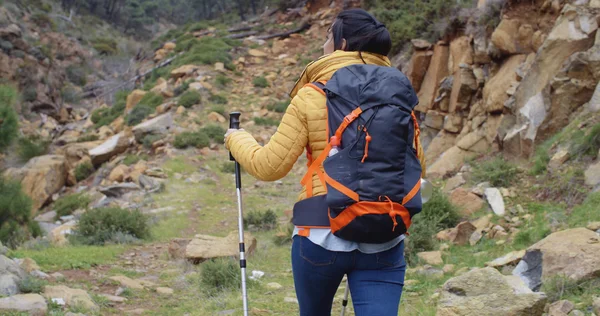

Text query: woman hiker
(225, 8), (426, 316)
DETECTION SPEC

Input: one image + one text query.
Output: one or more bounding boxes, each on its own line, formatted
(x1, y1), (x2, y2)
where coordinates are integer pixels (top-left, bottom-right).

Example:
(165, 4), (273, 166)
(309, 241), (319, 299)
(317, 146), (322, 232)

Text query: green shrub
(123, 154), (140, 166)
(215, 74), (232, 87)
(209, 93), (227, 104)
(174, 81), (190, 96)
(91, 99), (126, 128)
(40, 2), (52, 12)
(253, 117), (279, 126)
(244, 209), (277, 230)
(200, 258), (240, 294)
(189, 21), (210, 32)
(66, 66), (87, 86)
(178, 91), (201, 108)
(17, 136), (49, 162)
(540, 275), (597, 303)
(405, 187), (459, 265)
(175, 37), (234, 66)
(472, 157), (519, 187)
(174, 131), (209, 149)
(61, 86), (80, 104)
(137, 92), (163, 109)
(0, 176), (40, 249)
(0, 85), (19, 151)
(126, 104), (153, 126)
(18, 276), (47, 293)
(210, 104), (226, 116)
(92, 38), (118, 55)
(220, 162), (236, 173)
(142, 134), (164, 149)
(200, 124), (226, 144)
(71, 207), (150, 245)
(267, 101), (289, 113)
(54, 193), (91, 219)
(22, 86), (37, 102)
(31, 13), (56, 30)
(252, 76), (269, 88)
(570, 123), (600, 159)
(75, 161), (94, 182)
(77, 134), (99, 142)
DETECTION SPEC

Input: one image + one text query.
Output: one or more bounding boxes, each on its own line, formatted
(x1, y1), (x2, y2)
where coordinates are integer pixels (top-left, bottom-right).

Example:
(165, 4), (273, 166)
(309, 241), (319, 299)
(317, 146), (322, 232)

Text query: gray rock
(89, 132), (131, 165)
(0, 242), (7, 256)
(99, 183), (140, 198)
(0, 274), (20, 296)
(34, 211), (57, 222)
(0, 294), (48, 316)
(485, 188), (505, 216)
(132, 112), (173, 142)
(139, 175), (162, 192)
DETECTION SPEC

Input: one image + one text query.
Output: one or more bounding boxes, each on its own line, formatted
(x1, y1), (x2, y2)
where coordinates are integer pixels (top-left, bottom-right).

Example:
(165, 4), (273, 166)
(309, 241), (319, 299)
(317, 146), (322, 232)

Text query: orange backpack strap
(300, 81), (328, 198)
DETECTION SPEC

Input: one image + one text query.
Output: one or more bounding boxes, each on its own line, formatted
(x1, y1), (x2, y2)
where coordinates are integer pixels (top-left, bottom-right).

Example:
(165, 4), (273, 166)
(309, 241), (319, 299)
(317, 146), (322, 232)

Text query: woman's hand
(224, 128), (244, 140)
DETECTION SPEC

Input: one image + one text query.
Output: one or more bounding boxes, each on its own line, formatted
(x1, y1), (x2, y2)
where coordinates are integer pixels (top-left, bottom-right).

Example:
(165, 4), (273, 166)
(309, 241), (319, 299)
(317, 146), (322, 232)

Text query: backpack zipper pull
(361, 129), (371, 163)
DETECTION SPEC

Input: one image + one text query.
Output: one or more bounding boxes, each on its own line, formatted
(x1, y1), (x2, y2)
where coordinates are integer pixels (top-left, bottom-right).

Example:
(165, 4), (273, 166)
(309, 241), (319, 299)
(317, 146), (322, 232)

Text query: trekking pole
(340, 278), (350, 316)
(339, 179), (434, 316)
(229, 112), (249, 316)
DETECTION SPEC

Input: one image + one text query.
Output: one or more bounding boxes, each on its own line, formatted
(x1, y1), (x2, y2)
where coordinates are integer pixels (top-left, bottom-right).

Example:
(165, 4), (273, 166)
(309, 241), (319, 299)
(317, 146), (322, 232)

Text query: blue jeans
(291, 235), (406, 316)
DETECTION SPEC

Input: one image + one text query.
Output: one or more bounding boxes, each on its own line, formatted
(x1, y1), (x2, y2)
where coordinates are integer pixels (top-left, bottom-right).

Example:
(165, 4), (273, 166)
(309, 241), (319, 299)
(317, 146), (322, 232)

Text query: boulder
(89, 131), (132, 165)
(0, 255), (26, 296)
(132, 113), (173, 143)
(416, 44), (450, 113)
(417, 251), (443, 265)
(585, 161), (600, 188)
(186, 231), (257, 263)
(509, 4), (598, 157)
(491, 19), (535, 55)
(485, 188), (506, 216)
(425, 131), (457, 166)
(109, 275), (145, 290)
(19, 258), (40, 273)
(43, 285), (98, 311)
(108, 164), (129, 182)
(248, 49), (267, 57)
(449, 67), (478, 114)
(448, 36), (473, 74)
(125, 90), (147, 112)
(436, 267), (547, 316)
(0, 294), (47, 316)
(513, 228), (600, 290)
(548, 149), (570, 169)
(483, 54), (527, 113)
(443, 114), (464, 134)
(171, 65), (198, 79)
(150, 79), (173, 98)
(425, 111), (445, 130)
(48, 221), (76, 246)
(99, 183), (140, 198)
(549, 300), (574, 316)
(485, 250), (526, 268)
(208, 112), (226, 123)
(448, 222), (477, 246)
(450, 188), (485, 217)
(4, 155), (67, 212)
(406, 50), (433, 92)
(428, 146), (475, 179)
(457, 129), (488, 153)
(443, 174), (466, 194)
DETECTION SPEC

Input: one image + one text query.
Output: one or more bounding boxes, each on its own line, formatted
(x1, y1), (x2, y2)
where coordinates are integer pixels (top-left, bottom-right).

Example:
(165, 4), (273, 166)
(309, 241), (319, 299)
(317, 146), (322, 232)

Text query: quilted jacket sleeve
(225, 89), (310, 181)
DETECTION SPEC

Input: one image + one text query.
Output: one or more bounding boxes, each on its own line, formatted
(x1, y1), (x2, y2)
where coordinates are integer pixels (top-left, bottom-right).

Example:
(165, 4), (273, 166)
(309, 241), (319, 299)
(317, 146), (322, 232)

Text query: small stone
(284, 297), (298, 304)
(485, 188), (506, 216)
(267, 282), (282, 290)
(50, 272), (64, 279)
(250, 270), (265, 280)
(549, 149), (570, 169)
(156, 287), (174, 295)
(439, 243), (450, 251)
(443, 264), (455, 274)
(587, 222), (600, 231)
(549, 300), (575, 315)
(469, 231), (483, 246)
(99, 294), (127, 303)
(109, 275), (145, 290)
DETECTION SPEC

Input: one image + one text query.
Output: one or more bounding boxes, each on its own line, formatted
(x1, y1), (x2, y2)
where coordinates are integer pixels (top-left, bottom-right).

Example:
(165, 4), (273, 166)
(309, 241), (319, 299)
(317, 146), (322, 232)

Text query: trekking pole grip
(229, 112), (241, 161)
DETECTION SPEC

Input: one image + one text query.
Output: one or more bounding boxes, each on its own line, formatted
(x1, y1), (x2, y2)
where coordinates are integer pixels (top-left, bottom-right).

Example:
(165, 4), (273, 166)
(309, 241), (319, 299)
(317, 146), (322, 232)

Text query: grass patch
(0, 85), (19, 151)
(75, 161), (94, 182)
(178, 90), (201, 109)
(66, 65), (87, 87)
(142, 134), (164, 149)
(91, 98), (126, 128)
(174, 37), (236, 67)
(541, 275), (600, 304)
(71, 207), (150, 246)
(215, 74), (232, 87)
(210, 104), (226, 116)
(174, 131), (209, 149)
(17, 136), (49, 162)
(267, 101), (289, 113)
(406, 187), (459, 265)
(472, 156), (519, 187)
(54, 193), (91, 220)
(18, 275), (47, 293)
(568, 192), (600, 228)
(8, 245), (124, 270)
(252, 76), (269, 88)
(200, 258), (241, 295)
(570, 123), (600, 159)
(209, 93), (227, 104)
(511, 202), (554, 249)
(253, 117), (279, 126)
(0, 175), (40, 249)
(174, 80), (190, 97)
(220, 162), (236, 173)
(244, 209), (277, 231)
(126, 104), (153, 126)
(200, 124), (226, 144)
(138, 91), (163, 109)
(535, 167), (587, 208)
(92, 37), (118, 55)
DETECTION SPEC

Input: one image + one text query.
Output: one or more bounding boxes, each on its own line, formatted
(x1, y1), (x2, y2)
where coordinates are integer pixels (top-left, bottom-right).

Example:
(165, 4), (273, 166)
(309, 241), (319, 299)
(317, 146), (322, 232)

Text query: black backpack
(292, 64), (423, 244)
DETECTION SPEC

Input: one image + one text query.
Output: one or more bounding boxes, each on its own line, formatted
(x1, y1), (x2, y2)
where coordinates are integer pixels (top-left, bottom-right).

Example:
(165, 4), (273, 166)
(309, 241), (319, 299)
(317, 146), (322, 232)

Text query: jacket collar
(289, 50), (392, 98)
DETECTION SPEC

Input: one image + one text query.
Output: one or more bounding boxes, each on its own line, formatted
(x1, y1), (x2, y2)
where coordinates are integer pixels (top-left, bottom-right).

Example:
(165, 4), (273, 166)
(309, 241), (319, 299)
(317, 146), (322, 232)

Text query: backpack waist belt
(292, 195), (330, 236)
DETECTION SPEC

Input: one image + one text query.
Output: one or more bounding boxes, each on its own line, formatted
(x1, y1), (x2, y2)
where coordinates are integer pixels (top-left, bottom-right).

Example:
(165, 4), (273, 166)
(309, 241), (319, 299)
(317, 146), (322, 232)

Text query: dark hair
(331, 9), (392, 57)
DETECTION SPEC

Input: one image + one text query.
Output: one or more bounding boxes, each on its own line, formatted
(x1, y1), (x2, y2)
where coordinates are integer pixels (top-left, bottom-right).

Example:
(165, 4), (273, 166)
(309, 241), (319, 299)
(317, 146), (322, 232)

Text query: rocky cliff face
(401, 0), (599, 178)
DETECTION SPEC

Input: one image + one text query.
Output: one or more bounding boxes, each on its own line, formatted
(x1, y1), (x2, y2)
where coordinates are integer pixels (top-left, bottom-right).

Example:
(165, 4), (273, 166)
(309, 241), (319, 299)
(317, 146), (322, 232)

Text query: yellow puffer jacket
(225, 50), (426, 202)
